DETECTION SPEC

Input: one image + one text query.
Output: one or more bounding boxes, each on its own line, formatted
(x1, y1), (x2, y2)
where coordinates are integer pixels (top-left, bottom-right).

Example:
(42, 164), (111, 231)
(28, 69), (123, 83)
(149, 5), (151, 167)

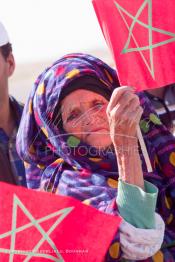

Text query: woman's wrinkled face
(61, 89), (112, 149)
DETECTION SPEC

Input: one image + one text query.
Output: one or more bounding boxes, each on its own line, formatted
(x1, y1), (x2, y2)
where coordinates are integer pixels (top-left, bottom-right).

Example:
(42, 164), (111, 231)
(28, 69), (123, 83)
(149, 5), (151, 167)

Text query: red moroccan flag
(92, 0), (175, 91)
(0, 182), (121, 262)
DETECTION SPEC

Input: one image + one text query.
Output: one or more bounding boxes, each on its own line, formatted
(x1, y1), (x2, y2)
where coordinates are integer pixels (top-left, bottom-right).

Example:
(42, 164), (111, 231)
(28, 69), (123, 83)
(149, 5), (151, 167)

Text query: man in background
(0, 21), (26, 186)
(145, 84), (175, 135)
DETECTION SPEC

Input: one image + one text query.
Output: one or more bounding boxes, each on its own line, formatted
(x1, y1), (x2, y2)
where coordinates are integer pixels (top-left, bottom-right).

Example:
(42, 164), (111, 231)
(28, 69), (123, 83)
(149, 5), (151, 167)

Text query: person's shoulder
(9, 95), (24, 122)
(9, 95), (24, 109)
(165, 84), (175, 105)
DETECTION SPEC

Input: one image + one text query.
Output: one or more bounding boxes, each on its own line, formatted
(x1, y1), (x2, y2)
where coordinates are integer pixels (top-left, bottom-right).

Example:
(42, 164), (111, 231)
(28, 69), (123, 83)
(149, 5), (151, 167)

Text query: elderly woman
(17, 54), (175, 261)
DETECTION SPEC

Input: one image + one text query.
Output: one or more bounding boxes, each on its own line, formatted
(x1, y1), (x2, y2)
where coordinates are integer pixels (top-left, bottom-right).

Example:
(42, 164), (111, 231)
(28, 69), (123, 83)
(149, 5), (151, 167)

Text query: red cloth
(0, 182), (121, 262)
(92, 0), (175, 91)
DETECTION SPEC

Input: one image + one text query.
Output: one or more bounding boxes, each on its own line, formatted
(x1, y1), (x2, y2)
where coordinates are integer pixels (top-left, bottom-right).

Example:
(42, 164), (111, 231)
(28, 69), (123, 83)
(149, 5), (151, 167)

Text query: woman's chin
(86, 133), (112, 149)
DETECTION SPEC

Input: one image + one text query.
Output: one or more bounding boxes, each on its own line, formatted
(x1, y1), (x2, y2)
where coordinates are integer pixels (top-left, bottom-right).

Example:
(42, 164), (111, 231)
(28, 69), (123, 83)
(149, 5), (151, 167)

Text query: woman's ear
(6, 52), (15, 77)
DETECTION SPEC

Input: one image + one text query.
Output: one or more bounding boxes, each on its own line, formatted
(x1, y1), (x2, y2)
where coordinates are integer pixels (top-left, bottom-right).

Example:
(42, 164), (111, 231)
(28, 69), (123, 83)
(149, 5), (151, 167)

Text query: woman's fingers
(109, 98), (141, 125)
(107, 86), (135, 116)
(121, 105), (143, 125)
(106, 86), (143, 141)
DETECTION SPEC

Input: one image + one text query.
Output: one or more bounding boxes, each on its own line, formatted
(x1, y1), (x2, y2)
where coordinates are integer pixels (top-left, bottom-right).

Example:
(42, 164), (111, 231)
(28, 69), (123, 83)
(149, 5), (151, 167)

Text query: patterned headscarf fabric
(17, 53), (175, 261)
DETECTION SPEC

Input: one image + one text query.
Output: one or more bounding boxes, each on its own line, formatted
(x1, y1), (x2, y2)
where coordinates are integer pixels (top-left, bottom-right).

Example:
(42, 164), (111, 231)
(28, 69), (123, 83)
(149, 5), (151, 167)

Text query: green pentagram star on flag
(0, 182), (121, 262)
(114, 0), (175, 78)
(0, 194), (73, 261)
(93, 0), (175, 91)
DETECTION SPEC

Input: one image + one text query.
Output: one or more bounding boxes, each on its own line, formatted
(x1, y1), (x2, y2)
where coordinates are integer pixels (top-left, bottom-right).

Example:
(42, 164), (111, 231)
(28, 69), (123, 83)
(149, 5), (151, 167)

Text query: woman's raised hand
(106, 86), (143, 146)
(107, 86), (144, 188)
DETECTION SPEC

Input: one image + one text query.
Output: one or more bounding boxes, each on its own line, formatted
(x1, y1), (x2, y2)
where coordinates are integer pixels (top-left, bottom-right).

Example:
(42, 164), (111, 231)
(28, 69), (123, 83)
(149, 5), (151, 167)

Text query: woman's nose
(82, 112), (92, 126)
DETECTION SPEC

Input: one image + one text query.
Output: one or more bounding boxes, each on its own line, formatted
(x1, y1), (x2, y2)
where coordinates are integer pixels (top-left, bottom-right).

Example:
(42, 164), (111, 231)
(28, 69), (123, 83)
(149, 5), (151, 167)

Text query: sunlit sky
(0, 0), (108, 64)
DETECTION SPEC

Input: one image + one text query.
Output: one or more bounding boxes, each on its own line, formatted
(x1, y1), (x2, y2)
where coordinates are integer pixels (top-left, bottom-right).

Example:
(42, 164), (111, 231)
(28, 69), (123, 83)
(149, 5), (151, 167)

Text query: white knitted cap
(0, 22), (10, 47)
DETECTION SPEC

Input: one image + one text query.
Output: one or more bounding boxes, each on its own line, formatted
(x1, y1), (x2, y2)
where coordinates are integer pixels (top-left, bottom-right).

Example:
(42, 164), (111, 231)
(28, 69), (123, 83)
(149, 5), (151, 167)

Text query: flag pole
(137, 126), (153, 172)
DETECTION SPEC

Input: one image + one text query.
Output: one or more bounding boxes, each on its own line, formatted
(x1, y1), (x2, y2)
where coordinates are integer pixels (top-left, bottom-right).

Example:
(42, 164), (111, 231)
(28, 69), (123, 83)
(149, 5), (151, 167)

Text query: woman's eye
(93, 101), (104, 109)
(67, 112), (79, 122)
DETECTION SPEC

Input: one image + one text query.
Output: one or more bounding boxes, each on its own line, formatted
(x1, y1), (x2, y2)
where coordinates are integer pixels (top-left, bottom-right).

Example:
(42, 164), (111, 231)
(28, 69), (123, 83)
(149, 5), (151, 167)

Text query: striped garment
(0, 96), (26, 186)
(17, 53), (175, 261)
